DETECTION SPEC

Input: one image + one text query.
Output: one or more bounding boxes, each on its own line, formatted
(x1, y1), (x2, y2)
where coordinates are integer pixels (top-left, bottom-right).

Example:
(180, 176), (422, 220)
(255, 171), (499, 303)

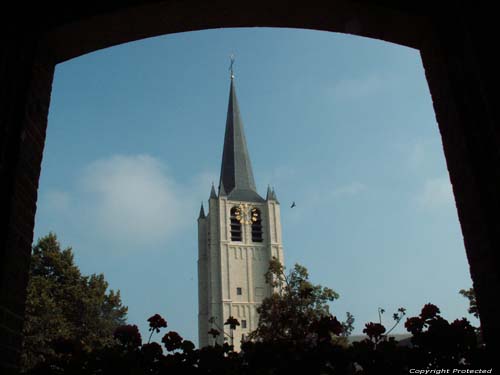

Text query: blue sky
(34, 27), (476, 344)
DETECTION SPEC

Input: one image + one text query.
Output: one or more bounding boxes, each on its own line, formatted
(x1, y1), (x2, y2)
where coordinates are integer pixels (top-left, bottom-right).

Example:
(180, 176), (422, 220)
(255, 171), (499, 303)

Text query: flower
(450, 317), (473, 332)
(147, 314), (168, 333)
(420, 303), (440, 320)
(114, 325), (142, 348)
(426, 316), (450, 339)
(162, 331), (184, 351)
(405, 317), (424, 334)
(363, 322), (386, 340)
(181, 340), (195, 352)
(208, 328), (220, 339)
(224, 316), (240, 330)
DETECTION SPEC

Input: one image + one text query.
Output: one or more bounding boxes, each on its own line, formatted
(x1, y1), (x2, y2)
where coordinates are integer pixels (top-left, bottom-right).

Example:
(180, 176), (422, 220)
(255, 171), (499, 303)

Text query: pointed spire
(219, 181), (227, 197)
(271, 188), (279, 204)
(198, 202), (206, 219)
(266, 185), (272, 200)
(210, 183), (217, 199)
(218, 64), (264, 202)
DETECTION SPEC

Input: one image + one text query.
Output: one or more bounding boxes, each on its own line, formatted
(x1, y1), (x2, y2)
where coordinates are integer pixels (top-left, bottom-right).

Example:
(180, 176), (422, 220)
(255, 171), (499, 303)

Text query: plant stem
(148, 330), (154, 344)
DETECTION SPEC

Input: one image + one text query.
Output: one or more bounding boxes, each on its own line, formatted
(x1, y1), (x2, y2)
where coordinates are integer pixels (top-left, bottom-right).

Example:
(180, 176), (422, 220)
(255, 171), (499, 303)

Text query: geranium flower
(450, 317), (472, 332)
(181, 340), (195, 352)
(363, 322), (386, 340)
(114, 324), (142, 348)
(147, 314), (168, 333)
(224, 316), (240, 330)
(162, 331), (183, 351)
(420, 303), (440, 320)
(405, 317), (424, 334)
(208, 328), (220, 339)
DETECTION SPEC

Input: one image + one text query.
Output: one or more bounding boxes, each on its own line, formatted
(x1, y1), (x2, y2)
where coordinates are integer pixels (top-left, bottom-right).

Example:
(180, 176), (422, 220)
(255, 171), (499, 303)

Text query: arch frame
(1, 1), (498, 370)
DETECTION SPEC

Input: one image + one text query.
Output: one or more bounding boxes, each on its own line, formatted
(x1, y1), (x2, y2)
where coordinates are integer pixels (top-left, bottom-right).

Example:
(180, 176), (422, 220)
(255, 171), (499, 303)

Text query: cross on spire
(229, 54), (235, 79)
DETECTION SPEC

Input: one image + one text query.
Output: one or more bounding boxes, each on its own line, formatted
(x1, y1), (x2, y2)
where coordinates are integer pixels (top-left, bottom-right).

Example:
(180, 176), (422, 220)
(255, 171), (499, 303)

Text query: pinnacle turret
(210, 183), (217, 199)
(198, 202), (206, 219)
(271, 187), (279, 203)
(219, 182), (227, 197)
(266, 185), (272, 200)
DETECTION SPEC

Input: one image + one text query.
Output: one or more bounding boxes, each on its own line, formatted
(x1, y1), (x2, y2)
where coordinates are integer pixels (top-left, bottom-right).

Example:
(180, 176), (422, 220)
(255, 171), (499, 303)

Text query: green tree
(20, 233), (128, 371)
(249, 257), (347, 345)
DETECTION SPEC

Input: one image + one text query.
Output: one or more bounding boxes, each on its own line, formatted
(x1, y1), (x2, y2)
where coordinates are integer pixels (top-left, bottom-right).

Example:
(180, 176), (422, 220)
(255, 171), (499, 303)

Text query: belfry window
(251, 208), (263, 242)
(230, 206), (242, 241)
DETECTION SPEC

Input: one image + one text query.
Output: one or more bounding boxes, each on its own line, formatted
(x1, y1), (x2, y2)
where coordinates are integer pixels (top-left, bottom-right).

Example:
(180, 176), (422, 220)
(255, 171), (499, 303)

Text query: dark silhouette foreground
(22, 303), (490, 374)
(21, 238), (491, 373)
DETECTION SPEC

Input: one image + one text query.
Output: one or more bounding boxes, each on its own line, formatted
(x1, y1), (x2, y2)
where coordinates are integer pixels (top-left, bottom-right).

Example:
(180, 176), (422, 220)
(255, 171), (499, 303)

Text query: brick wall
(0, 35), (54, 371)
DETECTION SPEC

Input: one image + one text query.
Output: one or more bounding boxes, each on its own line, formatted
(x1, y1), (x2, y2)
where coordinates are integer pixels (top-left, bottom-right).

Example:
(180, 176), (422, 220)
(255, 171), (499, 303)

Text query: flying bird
(290, 201), (296, 208)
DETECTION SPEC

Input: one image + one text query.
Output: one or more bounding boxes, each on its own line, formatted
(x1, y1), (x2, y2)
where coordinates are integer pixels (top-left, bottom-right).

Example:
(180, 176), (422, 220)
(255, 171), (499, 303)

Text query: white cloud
(417, 176), (454, 208)
(79, 154), (190, 249)
(190, 170), (218, 197)
(36, 155), (218, 253)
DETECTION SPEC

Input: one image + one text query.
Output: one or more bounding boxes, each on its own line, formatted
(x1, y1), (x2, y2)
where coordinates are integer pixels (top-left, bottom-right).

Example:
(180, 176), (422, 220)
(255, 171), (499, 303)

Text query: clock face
(234, 204), (249, 224)
(233, 204), (259, 224)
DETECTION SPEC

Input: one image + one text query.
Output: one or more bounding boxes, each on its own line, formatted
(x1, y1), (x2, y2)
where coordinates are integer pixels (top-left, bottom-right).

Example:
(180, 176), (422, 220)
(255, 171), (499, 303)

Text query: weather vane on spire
(229, 53), (235, 79)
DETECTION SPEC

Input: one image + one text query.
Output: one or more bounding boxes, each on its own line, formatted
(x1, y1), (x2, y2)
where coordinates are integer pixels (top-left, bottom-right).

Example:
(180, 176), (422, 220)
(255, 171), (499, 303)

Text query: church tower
(197, 70), (284, 350)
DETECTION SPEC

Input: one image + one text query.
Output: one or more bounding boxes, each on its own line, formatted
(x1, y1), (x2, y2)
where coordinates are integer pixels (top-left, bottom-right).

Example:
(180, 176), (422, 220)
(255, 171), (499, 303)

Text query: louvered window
(251, 208), (263, 242)
(230, 207), (242, 241)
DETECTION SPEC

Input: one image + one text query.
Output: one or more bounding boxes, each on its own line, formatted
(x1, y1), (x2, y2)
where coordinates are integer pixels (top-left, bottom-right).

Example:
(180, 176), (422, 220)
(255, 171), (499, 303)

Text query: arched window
(251, 208), (263, 242)
(230, 206), (242, 241)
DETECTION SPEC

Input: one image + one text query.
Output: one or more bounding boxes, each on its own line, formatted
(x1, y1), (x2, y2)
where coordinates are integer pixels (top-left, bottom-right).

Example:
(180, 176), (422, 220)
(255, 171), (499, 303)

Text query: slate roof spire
(218, 61), (264, 202)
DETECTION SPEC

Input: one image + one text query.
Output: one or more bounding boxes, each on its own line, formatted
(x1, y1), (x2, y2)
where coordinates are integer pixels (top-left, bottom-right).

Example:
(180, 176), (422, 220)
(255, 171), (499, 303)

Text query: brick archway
(1, 1), (498, 370)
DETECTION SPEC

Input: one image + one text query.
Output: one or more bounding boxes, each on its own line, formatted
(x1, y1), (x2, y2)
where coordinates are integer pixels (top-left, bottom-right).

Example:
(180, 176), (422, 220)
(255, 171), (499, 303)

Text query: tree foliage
(19, 245), (490, 373)
(20, 233), (128, 371)
(459, 287), (479, 319)
(20, 265), (489, 374)
(248, 257), (346, 345)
